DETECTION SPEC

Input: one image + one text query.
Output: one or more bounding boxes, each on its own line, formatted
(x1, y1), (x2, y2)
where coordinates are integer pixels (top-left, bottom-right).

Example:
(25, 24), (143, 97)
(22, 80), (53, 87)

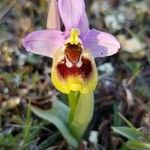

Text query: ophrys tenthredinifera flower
(23, 0), (120, 94)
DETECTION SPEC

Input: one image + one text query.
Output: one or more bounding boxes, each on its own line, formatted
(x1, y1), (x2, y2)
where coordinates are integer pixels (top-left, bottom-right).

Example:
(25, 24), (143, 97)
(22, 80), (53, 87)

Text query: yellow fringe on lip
(51, 73), (97, 94)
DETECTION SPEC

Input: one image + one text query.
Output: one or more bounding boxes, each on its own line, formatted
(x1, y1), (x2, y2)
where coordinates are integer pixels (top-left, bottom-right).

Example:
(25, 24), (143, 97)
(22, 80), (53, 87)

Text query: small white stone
(98, 63), (114, 75)
(89, 131), (99, 144)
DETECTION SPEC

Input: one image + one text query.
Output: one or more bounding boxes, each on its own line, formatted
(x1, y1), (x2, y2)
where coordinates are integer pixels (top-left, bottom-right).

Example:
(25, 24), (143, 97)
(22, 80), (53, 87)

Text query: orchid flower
(23, 0), (120, 94)
(23, 0), (120, 148)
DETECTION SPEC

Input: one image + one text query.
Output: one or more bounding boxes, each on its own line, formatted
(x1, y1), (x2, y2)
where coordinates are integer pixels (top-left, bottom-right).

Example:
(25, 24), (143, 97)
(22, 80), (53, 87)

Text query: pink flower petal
(83, 29), (120, 58)
(78, 10), (89, 40)
(47, 0), (61, 30)
(23, 30), (65, 58)
(58, 0), (85, 31)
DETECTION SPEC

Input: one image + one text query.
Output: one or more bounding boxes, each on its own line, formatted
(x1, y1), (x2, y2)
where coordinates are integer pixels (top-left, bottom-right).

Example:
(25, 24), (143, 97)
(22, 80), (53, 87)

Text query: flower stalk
(68, 91), (80, 122)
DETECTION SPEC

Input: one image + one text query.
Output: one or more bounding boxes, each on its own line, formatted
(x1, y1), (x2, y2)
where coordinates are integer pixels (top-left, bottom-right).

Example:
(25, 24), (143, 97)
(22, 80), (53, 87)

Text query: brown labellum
(65, 43), (82, 64)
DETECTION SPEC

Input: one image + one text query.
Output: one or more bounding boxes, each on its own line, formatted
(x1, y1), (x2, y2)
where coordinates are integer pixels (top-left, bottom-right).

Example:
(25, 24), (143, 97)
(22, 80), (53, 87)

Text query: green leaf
(0, 134), (16, 148)
(118, 112), (135, 128)
(112, 126), (142, 140)
(23, 103), (32, 143)
(126, 140), (150, 150)
(68, 91), (80, 123)
(113, 103), (122, 127)
(37, 132), (60, 150)
(31, 99), (78, 149)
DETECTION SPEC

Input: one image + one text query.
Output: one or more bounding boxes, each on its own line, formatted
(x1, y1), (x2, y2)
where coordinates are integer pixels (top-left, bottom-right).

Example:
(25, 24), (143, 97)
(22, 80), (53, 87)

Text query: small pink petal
(83, 29), (120, 58)
(23, 30), (65, 58)
(47, 0), (61, 30)
(58, 0), (85, 31)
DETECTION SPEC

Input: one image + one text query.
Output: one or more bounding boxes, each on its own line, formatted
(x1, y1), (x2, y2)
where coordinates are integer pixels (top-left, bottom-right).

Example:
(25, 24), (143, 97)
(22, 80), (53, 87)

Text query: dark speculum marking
(57, 57), (92, 79)
(65, 43), (82, 64)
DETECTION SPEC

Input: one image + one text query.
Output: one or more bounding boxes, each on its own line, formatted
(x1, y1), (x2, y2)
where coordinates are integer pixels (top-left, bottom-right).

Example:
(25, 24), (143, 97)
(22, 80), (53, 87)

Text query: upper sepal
(58, 0), (87, 32)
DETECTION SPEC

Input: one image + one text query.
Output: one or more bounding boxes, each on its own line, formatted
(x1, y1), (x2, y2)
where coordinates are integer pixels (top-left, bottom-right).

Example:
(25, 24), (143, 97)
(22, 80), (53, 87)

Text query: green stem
(68, 91), (80, 122)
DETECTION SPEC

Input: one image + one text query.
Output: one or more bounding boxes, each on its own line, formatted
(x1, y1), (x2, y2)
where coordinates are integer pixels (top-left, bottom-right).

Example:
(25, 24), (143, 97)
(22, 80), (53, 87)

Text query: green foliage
(23, 103), (32, 143)
(112, 113), (150, 150)
(31, 92), (94, 148)
(0, 104), (48, 149)
(31, 98), (78, 149)
(125, 140), (150, 150)
(37, 132), (60, 150)
(112, 127), (143, 140)
(0, 134), (17, 149)
(113, 102), (122, 127)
